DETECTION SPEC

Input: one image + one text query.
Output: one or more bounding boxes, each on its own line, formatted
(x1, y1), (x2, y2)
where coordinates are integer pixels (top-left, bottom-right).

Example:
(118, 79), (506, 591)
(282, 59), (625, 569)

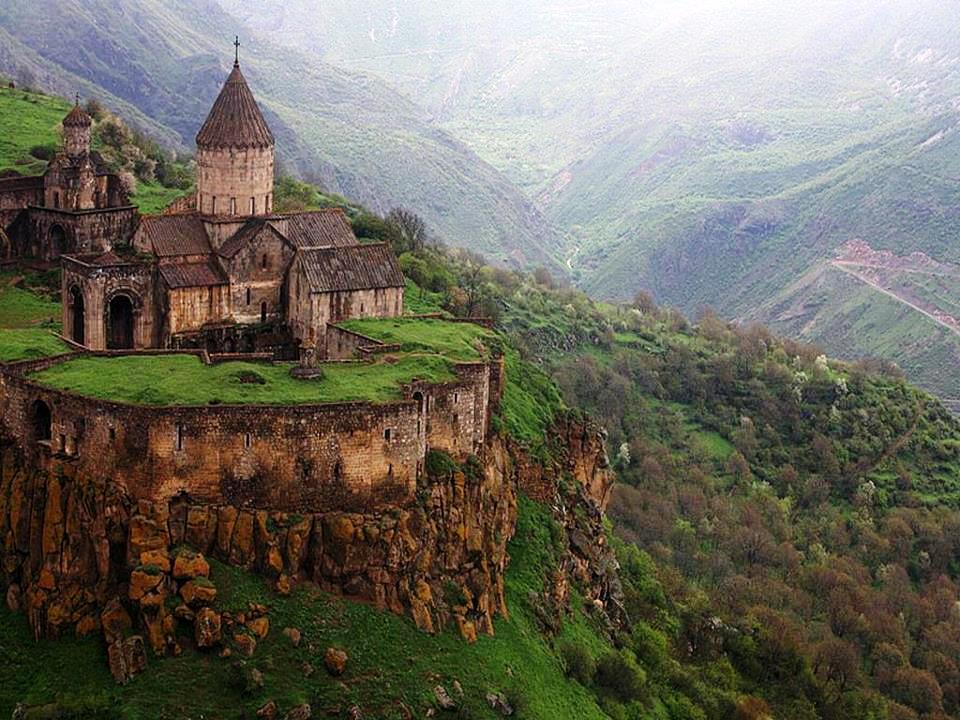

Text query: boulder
(139, 549), (171, 574)
(257, 701), (278, 719)
(282, 626), (302, 647)
(100, 597), (132, 644)
(485, 692), (513, 716)
(128, 567), (164, 602)
(323, 647), (348, 676)
(194, 607), (222, 648)
(6, 583), (21, 612)
(234, 632), (257, 657)
(284, 704), (312, 720)
(173, 550), (210, 579)
(433, 686), (456, 711)
(247, 616), (270, 640)
(107, 636), (147, 685)
(180, 578), (217, 606)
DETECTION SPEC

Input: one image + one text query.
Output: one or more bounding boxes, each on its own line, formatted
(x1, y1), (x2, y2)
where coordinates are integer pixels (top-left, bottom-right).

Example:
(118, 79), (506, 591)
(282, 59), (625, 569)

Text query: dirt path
(830, 262), (960, 337)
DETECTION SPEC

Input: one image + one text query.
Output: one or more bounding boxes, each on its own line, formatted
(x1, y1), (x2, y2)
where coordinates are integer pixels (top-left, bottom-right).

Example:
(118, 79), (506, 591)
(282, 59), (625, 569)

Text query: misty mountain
(232, 0), (960, 408)
(0, 0), (564, 268)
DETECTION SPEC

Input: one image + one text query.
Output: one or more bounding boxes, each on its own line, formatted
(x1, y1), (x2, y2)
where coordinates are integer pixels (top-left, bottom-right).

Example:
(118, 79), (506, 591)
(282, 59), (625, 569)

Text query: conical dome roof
(196, 64), (274, 150)
(63, 104), (92, 128)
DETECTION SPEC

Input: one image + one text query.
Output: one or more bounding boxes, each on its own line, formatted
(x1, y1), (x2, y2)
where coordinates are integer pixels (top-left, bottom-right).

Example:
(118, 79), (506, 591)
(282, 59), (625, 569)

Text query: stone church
(0, 57), (404, 357)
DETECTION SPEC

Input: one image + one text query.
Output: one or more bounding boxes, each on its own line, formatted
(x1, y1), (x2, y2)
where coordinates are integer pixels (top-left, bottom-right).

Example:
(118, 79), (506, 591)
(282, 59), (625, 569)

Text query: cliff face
(0, 414), (618, 677)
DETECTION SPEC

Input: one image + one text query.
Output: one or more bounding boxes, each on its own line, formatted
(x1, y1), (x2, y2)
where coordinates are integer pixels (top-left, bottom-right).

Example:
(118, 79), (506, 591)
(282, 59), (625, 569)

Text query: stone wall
(196, 147), (274, 218)
(0, 356), (499, 514)
(221, 225), (294, 325)
(164, 285), (231, 336)
(28, 206), (138, 261)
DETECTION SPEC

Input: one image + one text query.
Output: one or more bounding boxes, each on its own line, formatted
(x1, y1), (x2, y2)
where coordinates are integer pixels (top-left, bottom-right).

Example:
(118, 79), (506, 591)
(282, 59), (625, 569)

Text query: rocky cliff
(0, 414), (619, 682)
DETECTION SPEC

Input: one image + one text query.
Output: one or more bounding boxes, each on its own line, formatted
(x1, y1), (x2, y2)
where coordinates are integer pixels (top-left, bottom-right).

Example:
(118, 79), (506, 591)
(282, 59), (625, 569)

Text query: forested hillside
(236, 0), (960, 413)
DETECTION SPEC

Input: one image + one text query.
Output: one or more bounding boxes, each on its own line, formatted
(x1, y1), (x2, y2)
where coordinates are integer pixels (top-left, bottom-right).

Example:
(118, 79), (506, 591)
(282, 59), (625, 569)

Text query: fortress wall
(0, 357), (502, 514)
(28, 206), (137, 259)
(325, 324), (384, 360)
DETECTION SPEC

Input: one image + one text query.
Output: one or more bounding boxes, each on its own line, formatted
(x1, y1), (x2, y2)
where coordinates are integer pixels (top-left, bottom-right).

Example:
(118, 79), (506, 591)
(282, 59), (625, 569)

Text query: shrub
(594, 649), (647, 702)
(558, 640), (595, 684)
(425, 449), (459, 477)
(29, 143), (56, 161)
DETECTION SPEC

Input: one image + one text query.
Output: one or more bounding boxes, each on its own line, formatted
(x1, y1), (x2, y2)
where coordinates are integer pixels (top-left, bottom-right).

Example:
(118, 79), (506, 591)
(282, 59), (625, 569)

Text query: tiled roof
(196, 64), (274, 150)
(297, 243), (405, 293)
(284, 209), (357, 249)
(218, 219), (291, 260)
(63, 105), (92, 128)
(158, 260), (227, 289)
(135, 215), (212, 257)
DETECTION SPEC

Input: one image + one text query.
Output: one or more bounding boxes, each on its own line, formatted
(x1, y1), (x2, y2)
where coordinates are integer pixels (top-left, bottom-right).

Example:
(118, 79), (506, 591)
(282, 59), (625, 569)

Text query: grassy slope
(338, 317), (492, 361)
(0, 85), (67, 174)
(0, 272), (68, 361)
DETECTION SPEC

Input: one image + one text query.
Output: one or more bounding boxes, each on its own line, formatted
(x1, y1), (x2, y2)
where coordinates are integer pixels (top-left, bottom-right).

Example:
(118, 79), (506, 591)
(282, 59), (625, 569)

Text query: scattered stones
(247, 667), (265, 691)
(433, 686), (456, 711)
(247, 616), (270, 639)
(301, 662), (315, 677)
(194, 607), (222, 648)
(284, 703), (312, 720)
(256, 700), (278, 719)
(106, 635), (147, 685)
(347, 707), (363, 720)
(452, 680), (464, 697)
(173, 550), (210, 579)
(234, 632), (257, 657)
(282, 626), (302, 647)
(174, 604), (196, 622)
(485, 692), (513, 716)
(275, 574), (291, 596)
(324, 647), (348, 676)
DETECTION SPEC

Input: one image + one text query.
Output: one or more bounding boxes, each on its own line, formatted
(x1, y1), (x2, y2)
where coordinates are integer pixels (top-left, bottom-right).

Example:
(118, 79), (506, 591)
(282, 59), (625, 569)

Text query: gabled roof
(158, 260), (228, 289)
(284, 209), (357, 249)
(218, 219), (292, 260)
(297, 243), (405, 294)
(196, 64), (274, 150)
(135, 215), (212, 258)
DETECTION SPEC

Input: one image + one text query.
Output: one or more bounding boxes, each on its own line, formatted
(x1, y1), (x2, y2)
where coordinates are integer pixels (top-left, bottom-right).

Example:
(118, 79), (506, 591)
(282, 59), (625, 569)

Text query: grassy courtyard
(30, 352), (457, 406)
(0, 272), (69, 361)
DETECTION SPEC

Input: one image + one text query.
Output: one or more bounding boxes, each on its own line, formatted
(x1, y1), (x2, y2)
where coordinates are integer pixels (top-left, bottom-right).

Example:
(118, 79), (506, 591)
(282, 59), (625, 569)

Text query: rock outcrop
(0, 412), (621, 673)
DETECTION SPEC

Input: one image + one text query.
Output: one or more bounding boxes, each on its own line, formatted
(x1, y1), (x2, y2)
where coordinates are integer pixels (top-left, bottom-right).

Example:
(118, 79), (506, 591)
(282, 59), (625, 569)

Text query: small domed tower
(62, 99), (92, 157)
(196, 44), (275, 218)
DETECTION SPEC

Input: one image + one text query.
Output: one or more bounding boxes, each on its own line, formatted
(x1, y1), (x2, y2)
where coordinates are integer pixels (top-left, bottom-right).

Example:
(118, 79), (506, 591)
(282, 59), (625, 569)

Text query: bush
(425, 449), (459, 477)
(559, 640), (595, 684)
(29, 143), (56, 161)
(594, 649), (647, 703)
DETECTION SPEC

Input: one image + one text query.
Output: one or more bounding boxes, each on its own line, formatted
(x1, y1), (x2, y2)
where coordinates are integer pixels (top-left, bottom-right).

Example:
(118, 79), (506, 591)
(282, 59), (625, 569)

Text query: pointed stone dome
(63, 104), (92, 128)
(196, 64), (274, 150)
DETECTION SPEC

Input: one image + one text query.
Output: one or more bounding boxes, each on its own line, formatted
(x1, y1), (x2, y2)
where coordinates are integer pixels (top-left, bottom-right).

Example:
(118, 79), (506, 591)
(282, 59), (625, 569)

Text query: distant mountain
(0, 0), (564, 268)
(238, 0), (960, 408)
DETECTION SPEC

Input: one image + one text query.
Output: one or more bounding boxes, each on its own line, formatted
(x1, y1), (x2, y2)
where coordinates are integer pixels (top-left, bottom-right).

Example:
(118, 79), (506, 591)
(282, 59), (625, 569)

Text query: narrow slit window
(384, 428), (392, 441)
(175, 423), (184, 452)
(246, 287), (251, 305)
(250, 196), (256, 214)
(261, 253), (268, 270)
(230, 197), (237, 215)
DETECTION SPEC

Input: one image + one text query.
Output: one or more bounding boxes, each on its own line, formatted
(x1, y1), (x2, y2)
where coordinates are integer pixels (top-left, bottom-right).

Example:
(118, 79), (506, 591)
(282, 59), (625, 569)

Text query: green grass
(0, 329), (69, 362)
(0, 498), (609, 720)
(0, 274), (61, 329)
(0, 86), (69, 175)
(498, 350), (565, 450)
(403, 278), (445, 314)
(130, 181), (188, 215)
(30, 353), (455, 406)
(338, 317), (492, 362)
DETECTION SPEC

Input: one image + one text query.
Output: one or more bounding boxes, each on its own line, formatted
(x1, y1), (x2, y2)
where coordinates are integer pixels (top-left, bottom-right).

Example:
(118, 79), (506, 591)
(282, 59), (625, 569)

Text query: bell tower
(62, 95), (92, 157)
(195, 37), (275, 219)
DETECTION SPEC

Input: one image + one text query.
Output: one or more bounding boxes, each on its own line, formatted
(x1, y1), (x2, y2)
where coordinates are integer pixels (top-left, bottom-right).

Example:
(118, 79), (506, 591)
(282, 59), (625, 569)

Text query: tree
(386, 207), (428, 253)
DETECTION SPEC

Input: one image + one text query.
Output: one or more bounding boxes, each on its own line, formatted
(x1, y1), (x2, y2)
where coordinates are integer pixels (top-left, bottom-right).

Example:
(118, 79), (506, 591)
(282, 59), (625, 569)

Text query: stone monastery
(0, 56), (404, 357)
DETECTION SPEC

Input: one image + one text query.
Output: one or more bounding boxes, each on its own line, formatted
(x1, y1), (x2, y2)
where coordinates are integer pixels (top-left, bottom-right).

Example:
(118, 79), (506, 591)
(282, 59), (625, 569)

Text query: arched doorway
(32, 400), (52, 442)
(69, 286), (85, 345)
(48, 224), (66, 259)
(108, 294), (135, 350)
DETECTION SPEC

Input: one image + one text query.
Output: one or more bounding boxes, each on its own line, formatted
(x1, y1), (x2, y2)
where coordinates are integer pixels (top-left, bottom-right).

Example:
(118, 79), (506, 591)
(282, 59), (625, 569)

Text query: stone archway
(107, 294), (135, 350)
(32, 400), (52, 442)
(48, 224), (66, 259)
(69, 286), (85, 345)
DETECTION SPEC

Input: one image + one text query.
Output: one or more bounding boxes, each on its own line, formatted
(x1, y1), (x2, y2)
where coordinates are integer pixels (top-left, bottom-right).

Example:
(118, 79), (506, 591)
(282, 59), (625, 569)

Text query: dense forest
(368, 208), (960, 719)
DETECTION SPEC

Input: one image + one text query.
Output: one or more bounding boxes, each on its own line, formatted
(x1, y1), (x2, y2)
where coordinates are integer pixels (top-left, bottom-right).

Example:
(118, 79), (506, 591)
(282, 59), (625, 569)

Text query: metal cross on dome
(234, 36), (241, 66)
